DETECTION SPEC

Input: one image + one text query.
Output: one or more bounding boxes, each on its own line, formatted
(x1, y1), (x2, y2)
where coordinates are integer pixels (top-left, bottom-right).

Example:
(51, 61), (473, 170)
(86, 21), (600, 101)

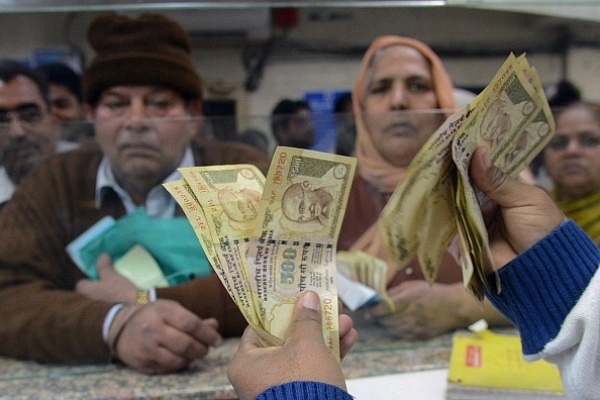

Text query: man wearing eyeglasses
(0, 60), (76, 207)
(0, 13), (268, 374)
(544, 100), (600, 244)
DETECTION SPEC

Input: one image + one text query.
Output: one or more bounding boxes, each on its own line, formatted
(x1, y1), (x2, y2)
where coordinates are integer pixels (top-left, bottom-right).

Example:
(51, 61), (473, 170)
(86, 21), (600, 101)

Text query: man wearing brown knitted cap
(0, 12), (268, 374)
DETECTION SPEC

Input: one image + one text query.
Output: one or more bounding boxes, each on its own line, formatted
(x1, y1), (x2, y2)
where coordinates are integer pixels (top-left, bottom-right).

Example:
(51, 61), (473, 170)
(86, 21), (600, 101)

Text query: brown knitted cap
(84, 12), (202, 104)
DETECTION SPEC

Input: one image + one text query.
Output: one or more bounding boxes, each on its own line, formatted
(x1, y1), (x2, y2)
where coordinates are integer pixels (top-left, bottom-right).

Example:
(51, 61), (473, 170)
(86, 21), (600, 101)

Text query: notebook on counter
(446, 321), (565, 400)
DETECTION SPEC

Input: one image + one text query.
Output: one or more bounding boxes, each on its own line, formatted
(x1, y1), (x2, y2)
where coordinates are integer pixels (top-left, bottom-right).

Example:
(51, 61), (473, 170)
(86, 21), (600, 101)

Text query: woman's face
(544, 104), (600, 200)
(362, 45), (444, 168)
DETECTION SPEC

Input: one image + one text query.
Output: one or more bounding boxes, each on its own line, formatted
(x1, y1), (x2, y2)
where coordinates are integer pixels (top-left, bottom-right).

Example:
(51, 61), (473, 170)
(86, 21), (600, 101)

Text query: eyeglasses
(0, 105), (46, 129)
(547, 132), (600, 151)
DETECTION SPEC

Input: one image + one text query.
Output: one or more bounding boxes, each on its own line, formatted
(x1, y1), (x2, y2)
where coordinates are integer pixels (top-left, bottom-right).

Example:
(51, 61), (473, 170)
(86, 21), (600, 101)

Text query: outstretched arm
(470, 146), (600, 399)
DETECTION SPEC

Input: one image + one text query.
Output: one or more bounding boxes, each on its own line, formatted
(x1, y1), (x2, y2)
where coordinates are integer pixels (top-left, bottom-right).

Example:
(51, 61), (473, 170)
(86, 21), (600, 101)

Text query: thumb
(286, 291), (324, 345)
(469, 146), (521, 209)
(96, 253), (116, 279)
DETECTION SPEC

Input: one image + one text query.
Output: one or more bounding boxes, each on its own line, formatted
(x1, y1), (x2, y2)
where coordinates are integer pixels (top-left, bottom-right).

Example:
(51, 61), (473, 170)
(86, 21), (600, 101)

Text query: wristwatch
(135, 289), (150, 305)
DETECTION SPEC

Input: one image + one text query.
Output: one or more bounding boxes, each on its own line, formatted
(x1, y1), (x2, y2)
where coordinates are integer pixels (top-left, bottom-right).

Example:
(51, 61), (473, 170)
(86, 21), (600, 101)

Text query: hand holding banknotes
(227, 291), (357, 400)
(227, 146), (570, 398)
(468, 146), (565, 269)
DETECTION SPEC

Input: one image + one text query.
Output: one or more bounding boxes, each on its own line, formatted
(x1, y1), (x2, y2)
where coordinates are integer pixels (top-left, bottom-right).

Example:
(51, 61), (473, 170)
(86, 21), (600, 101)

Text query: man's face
(48, 83), (83, 123)
(278, 108), (315, 149)
(544, 104), (600, 201)
(0, 75), (59, 183)
(362, 45), (444, 168)
(92, 85), (198, 190)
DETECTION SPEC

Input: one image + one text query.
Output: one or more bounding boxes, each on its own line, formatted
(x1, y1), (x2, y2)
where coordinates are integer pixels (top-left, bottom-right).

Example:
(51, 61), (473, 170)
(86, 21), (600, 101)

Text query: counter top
(0, 316), (455, 399)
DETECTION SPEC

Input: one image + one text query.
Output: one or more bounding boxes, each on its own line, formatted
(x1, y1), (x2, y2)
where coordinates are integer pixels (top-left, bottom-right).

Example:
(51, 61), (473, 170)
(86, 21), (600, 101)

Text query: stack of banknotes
(165, 147), (356, 357)
(380, 53), (555, 300)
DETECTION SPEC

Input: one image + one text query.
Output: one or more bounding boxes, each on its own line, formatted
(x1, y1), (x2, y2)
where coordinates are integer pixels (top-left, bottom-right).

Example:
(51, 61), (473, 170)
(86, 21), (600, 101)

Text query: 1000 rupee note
(380, 53), (554, 299)
(246, 146), (356, 358)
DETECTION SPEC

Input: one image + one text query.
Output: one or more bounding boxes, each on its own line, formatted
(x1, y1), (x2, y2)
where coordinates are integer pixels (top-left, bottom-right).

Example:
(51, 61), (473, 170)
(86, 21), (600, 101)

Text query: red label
(465, 345), (482, 367)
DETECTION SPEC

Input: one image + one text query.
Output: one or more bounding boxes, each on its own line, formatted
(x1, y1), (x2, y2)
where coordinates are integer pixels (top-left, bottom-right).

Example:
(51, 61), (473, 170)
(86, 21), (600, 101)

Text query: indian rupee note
(246, 146), (357, 358)
(379, 107), (470, 284)
(380, 53), (554, 299)
(452, 53), (554, 297)
(164, 170), (274, 342)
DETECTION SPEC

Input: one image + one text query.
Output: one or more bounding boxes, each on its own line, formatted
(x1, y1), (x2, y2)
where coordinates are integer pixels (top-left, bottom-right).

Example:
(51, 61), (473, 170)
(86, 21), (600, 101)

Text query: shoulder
(18, 142), (102, 193)
(47, 141), (103, 175)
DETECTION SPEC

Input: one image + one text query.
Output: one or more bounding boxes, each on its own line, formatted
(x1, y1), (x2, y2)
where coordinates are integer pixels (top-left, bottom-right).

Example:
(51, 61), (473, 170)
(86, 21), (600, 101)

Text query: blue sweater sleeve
(256, 381), (354, 400)
(485, 220), (600, 356)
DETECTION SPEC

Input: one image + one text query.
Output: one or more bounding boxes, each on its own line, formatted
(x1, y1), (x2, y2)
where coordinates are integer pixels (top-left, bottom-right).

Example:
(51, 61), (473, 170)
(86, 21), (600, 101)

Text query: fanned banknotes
(165, 147), (356, 358)
(380, 53), (555, 299)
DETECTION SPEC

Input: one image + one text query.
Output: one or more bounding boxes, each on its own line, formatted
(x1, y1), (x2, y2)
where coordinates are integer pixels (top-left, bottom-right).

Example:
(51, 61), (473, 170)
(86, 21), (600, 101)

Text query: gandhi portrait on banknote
(278, 163), (348, 233)
(217, 186), (262, 224)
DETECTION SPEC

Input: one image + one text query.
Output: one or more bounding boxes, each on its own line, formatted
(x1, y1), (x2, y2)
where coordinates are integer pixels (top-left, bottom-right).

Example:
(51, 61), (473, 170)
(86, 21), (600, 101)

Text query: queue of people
(0, 10), (598, 400)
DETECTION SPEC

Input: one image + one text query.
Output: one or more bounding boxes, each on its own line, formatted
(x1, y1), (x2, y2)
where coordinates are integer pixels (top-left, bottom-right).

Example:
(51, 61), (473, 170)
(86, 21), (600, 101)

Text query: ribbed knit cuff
(485, 220), (599, 356)
(256, 381), (353, 400)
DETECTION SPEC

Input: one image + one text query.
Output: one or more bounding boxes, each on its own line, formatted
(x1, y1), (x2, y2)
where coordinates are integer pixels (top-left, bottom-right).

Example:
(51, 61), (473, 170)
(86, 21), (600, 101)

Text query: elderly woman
(339, 35), (510, 339)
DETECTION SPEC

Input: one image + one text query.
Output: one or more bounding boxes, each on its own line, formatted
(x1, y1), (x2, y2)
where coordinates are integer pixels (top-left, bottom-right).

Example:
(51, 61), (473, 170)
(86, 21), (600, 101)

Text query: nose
(123, 98), (151, 131)
(389, 82), (408, 110)
(564, 137), (583, 153)
(127, 98), (150, 119)
(7, 114), (26, 138)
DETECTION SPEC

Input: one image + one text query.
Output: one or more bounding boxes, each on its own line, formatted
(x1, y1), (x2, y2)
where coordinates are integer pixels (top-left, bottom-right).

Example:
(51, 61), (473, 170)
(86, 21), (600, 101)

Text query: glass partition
(0, 1), (596, 393)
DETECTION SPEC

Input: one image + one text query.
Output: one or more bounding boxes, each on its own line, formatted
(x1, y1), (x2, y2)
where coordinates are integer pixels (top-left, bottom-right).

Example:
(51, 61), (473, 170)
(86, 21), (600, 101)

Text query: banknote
(379, 107), (469, 284)
(380, 53), (554, 299)
(337, 250), (394, 311)
(163, 177), (268, 338)
(452, 53), (554, 297)
(246, 146), (357, 358)
(177, 165), (271, 335)
(165, 147), (357, 358)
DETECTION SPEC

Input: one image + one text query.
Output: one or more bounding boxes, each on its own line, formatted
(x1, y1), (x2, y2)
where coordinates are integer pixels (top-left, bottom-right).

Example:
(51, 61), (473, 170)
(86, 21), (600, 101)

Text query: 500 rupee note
(380, 53), (554, 299)
(166, 147), (356, 358)
(379, 107), (469, 284)
(246, 146), (356, 358)
(164, 168), (275, 343)
(452, 53), (554, 298)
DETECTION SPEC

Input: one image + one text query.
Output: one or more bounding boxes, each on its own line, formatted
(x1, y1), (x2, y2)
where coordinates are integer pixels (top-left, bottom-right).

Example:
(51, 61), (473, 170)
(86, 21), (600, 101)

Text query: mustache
(0, 137), (41, 158)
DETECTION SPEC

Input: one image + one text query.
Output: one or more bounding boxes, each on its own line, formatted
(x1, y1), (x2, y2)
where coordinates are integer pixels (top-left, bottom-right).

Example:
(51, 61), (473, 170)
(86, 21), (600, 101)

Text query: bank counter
(0, 317), (454, 399)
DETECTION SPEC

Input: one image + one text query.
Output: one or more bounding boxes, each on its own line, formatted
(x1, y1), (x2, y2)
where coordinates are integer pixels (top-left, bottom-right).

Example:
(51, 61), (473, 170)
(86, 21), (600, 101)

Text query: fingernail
(302, 291), (320, 311)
